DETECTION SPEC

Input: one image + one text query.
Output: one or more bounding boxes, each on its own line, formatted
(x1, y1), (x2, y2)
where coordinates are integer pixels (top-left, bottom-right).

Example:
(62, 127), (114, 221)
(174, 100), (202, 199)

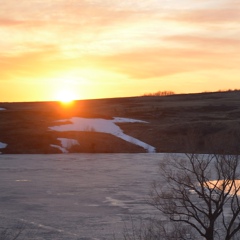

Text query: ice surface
(0, 153), (162, 239)
(49, 117), (156, 153)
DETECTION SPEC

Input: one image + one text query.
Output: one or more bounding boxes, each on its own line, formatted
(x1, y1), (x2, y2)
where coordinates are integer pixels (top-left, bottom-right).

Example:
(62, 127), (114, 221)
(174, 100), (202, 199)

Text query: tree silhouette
(150, 153), (240, 240)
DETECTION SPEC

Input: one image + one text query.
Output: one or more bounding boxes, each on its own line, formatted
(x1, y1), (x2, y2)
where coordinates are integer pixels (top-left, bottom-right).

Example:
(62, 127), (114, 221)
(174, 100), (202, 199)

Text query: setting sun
(55, 90), (77, 104)
(1, 0), (240, 103)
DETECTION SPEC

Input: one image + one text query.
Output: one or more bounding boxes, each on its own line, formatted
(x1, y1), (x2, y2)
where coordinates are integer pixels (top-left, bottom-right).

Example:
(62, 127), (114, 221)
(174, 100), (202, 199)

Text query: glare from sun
(56, 90), (77, 104)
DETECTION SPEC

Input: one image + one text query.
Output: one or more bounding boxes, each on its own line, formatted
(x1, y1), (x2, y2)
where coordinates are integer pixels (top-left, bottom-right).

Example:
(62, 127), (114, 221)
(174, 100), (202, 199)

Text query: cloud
(1, 0), (240, 94)
(166, 8), (240, 24)
(84, 46), (238, 79)
(0, 18), (26, 26)
(0, 46), (65, 80)
(0, 0), (155, 27)
(0, 37), (239, 84)
(0, 0), (162, 58)
(164, 35), (240, 52)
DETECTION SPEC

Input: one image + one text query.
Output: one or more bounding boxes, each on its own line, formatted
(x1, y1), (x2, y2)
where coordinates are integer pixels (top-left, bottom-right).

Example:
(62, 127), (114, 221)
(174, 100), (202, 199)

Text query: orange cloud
(1, 0), (240, 101)
(0, 18), (26, 26)
(0, 38), (239, 84)
(165, 35), (240, 46)
(166, 8), (240, 24)
(0, 46), (65, 80)
(163, 35), (240, 57)
(85, 45), (239, 79)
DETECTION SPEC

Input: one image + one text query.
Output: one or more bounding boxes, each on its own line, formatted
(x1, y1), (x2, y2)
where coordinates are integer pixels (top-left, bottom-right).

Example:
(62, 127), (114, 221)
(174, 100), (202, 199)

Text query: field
(1, 91), (240, 154)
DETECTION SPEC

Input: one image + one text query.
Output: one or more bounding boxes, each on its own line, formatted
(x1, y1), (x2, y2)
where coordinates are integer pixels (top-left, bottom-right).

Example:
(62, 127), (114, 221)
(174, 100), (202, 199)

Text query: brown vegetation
(1, 90), (240, 154)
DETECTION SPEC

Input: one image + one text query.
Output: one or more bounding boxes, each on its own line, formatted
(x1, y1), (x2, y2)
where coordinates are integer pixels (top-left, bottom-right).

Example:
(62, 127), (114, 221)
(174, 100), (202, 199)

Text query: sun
(55, 90), (77, 104)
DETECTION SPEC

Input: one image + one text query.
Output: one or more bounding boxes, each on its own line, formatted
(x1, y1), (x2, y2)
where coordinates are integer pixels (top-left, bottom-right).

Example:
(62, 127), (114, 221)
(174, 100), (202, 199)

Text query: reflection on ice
(15, 180), (31, 182)
(205, 180), (240, 195)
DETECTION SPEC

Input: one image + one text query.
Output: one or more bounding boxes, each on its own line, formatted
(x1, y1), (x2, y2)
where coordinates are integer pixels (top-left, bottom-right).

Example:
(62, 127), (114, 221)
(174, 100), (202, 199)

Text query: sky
(0, 0), (240, 102)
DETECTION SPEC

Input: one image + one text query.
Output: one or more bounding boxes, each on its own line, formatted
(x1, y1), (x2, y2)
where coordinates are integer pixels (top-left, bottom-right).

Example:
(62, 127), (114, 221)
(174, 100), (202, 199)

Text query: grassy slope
(1, 91), (240, 154)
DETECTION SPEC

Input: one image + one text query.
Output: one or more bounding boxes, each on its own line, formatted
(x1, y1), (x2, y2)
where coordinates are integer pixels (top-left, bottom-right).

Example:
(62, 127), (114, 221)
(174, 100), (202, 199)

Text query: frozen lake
(0, 153), (164, 240)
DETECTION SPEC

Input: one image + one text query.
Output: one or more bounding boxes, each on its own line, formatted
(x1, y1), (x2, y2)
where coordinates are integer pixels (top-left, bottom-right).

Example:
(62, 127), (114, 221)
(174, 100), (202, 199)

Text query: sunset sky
(0, 0), (240, 102)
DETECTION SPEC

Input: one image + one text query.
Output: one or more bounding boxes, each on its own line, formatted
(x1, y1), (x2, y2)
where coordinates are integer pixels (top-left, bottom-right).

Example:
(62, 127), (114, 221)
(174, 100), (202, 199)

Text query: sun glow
(55, 90), (77, 104)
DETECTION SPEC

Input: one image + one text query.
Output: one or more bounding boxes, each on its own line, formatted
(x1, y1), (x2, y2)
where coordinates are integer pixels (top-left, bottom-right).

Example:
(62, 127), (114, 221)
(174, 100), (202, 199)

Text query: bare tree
(143, 91), (175, 97)
(0, 223), (25, 240)
(150, 153), (240, 240)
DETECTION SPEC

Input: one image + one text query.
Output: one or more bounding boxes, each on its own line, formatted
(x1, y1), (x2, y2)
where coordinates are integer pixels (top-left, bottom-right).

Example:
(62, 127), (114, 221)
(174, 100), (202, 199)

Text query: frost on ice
(49, 117), (156, 153)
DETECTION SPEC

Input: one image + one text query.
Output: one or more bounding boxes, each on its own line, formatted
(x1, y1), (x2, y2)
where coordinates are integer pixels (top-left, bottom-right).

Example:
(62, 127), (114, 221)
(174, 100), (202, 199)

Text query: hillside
(1, 91), (240, 154)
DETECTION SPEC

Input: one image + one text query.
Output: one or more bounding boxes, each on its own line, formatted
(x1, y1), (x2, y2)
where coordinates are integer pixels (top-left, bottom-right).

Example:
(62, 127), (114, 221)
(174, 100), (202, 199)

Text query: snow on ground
(112, 117), (147, 123)
(0, 142), (7, 149)
(50, 144), (69, 153)
(0, 142), (7, 154)
(51, 138), (80, 153)
(49, 117), (156, 153)
(57, 138), (79, 149)
(0, 108), (6, 110)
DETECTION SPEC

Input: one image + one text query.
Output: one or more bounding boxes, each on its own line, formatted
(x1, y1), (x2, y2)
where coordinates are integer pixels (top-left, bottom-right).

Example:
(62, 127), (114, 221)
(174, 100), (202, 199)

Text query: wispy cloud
(88, 46), (239, 79)
(164, 35), (240, 54)
(0, 18), (26, 26)
(166, 8), (240, 24)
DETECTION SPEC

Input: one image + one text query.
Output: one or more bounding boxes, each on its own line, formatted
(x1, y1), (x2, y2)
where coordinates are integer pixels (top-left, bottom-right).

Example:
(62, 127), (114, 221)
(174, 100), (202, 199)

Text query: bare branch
(150, 153), (240, 240)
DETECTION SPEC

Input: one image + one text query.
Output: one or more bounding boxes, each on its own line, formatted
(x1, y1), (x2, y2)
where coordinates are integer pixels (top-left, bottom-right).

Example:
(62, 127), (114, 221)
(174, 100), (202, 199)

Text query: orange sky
(0, 0), (240, 102)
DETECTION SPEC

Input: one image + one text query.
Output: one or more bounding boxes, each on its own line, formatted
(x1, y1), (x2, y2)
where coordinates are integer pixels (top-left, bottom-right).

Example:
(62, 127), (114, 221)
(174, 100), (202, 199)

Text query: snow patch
(50, 144), (69, 153)
(50, 138), (80, 153)
(57, 138), (80, 149)
(113, 117), (147, 123)
(0, 142), (7, 149)
(104, 197), (127, 208)
(49, 117), (156, 153)
(0, 142), (7, 154)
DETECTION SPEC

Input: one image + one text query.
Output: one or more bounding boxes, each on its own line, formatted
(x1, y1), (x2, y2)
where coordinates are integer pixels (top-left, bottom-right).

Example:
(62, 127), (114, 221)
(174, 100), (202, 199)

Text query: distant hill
(1, 90), (240, 154)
